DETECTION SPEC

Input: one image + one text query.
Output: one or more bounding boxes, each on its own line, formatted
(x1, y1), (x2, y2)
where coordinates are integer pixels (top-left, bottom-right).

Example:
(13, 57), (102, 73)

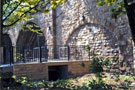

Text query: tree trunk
(122, 0), (135, 75)
(0, 0), (2, 89)
(0, 0), (2, 47)
(124, 0), (135, 42)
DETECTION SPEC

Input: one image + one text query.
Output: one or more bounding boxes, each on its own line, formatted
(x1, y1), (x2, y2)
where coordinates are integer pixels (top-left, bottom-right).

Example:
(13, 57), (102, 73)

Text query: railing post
(88, 51), (90, 61)
(75, 46), (77, 60)
(10, 46), (14, 65)
(45, 45), (48, 62)
(0, 47), (4, 64)
(68, 46), (70, 61)
(23, 46), (25, 63)
(10, 46), (11, 65)
(12, 46), (14, 64)
(39, 46), (42, 63)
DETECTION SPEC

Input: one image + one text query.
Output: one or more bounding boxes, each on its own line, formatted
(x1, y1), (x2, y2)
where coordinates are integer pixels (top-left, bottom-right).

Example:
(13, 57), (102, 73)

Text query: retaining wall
(13, 60), (91, 80)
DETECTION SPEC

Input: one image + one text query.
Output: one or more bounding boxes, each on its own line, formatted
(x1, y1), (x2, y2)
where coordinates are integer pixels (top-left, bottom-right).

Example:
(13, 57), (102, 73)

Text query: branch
(3, 0), (23, 22)
(3, 1), (40, 27)
(3, 0), (51, 28)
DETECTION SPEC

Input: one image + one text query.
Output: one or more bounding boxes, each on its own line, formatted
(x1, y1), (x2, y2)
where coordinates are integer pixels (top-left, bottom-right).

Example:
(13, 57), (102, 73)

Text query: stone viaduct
(4, 0), (135, 75)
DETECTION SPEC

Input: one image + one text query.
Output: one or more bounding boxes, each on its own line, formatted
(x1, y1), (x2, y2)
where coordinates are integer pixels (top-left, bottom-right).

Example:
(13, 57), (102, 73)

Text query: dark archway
(3, 34), (13, 64)
(48, 65), (68, 81)
(15, 22), (48, 63)
(16, 22), (46, 47)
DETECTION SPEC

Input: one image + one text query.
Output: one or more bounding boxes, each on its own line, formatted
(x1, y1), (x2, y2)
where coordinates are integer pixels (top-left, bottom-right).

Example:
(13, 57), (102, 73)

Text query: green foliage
(2, 74), (135, 90)
(118, 75), (135, 89)
(96, 0), (127, 19)
(44, 8), (50, 13)
(86, 55), (115, 90)
(22, 22), (42, 34)
(81, 78), (113, 90)
(53, 79), (77, 89)
(78, 62), (85, 67)
(2, 0), (67, 28)
(29, 80), (48, 88)
(12, 75), (16, 80)
(3, 76), (77, 90)
(91, 57), (103, 73)
(3, 0), (41, 28)
(114, 75), (120, 82)
(91, 56), (111, 73)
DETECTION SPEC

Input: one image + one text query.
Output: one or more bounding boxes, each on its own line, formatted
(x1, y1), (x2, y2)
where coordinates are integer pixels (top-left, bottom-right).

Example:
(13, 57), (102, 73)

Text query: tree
(0, 0), (67, 46)
(2, 0), (67, 28)
(0, 0), (2, 47)
(96, 0), (135, 42)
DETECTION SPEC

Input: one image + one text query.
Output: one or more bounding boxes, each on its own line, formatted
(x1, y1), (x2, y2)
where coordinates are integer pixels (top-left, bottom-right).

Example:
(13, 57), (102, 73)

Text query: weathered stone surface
(32, 0), (132, 62)
(7, 0), (134, 74)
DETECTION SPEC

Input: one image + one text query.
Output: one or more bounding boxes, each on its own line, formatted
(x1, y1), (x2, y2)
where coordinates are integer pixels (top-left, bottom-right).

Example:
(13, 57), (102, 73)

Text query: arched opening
(66, 23), (118, 60)
(15, 22), (48, 63)
(3, 34), (13, 64)
(48, 65), (68, 81)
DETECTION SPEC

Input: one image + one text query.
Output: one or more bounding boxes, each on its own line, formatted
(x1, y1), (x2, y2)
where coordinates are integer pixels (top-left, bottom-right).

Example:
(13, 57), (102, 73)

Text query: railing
(2, 45), (90, 64)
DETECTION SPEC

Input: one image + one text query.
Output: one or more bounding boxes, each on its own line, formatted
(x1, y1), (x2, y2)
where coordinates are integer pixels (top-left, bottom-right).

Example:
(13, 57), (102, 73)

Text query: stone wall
(14, 0), (133, 59)
(13, 0), (134, 74)
(57, 0), (133, 74)
(54, 0), (133, 59)
(13, 61), (91, 80)
(29, 0), (133, 60)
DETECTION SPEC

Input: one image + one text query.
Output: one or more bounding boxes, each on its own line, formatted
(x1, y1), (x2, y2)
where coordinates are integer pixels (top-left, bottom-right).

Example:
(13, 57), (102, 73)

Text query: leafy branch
(3, 0), (23, 22)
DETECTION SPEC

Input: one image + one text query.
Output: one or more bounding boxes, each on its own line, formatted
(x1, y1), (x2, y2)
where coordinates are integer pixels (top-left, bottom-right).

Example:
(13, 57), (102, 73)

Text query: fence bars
(3, 45), (90, 64)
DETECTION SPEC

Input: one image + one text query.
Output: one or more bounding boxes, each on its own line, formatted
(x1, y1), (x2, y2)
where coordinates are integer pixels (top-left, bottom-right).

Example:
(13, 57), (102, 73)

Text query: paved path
(41, 88), (70, 90)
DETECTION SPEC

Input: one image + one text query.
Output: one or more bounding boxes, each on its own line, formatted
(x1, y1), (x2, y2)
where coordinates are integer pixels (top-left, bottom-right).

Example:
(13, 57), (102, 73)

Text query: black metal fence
(3, 45), (90, 64)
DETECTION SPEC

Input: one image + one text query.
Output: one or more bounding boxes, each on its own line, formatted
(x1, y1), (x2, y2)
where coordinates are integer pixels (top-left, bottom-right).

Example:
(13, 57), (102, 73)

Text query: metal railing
(2, 45), (90, 64)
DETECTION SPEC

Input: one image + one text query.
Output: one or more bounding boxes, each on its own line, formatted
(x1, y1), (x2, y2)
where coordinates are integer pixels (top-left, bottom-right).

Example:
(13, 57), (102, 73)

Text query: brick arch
(65, 23), (117, 46)
(65, 23), (119, 58)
